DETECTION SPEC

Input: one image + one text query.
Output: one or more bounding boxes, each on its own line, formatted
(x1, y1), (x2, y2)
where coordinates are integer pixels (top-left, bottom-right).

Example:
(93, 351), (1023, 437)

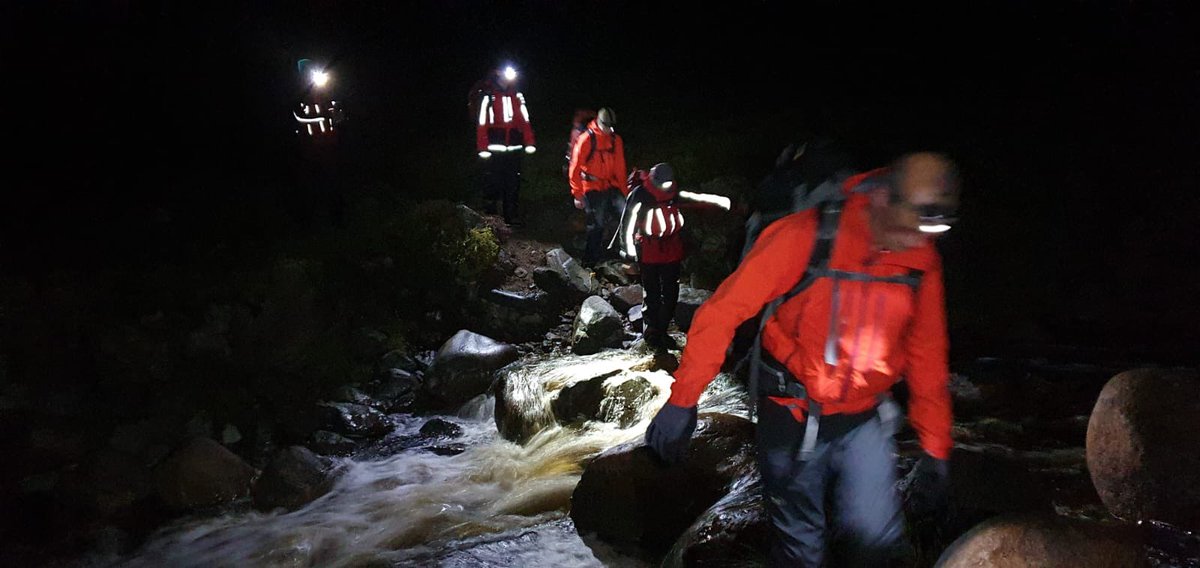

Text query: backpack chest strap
(809, 268), (923, 288)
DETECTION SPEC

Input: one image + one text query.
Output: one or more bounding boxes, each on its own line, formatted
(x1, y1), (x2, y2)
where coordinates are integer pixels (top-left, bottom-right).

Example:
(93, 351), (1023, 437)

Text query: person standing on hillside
(469, 64), (536, 226)
(567, 107), (627, 266)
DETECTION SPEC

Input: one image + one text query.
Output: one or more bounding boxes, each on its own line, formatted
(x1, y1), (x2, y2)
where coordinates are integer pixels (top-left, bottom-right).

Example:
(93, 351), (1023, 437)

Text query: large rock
(424, 330), (519, 408)
(935, 514), (1147, 568)
(316, 402), (391, 439)
(900, 446), (1054, 556)
(153, 437), (257, 510)
(609, 285), (644, 314)
(532, 248), (599, 302)
(552, 373), (659, 429)
(494, 350), (664, 444)
(476, 288), (555, 342)
(252, 446), (337, 512)
(661, 478), (769, 568)
(571, 296), (625, 355)
(1086, 368), (1200, 531)
(674, 287), (712, 332)
(571, 413), (757, 556)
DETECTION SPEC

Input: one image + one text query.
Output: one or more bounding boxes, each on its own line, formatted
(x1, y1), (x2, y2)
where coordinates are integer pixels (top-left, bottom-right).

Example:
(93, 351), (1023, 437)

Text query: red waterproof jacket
(473, 80), (535, 153)
(669, 175), (953, 459)
(568, 120), (627, 200)
(616, 171), (685, 264)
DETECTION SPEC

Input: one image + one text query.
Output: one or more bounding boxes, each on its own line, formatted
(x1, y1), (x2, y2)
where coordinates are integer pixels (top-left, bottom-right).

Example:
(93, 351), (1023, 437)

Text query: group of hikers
(471, 63), (963, 566)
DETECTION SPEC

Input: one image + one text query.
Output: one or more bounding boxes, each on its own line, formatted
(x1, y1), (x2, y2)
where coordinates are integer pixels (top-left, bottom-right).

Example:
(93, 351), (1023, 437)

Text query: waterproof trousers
(583, 187), (623, 266)
(482, 152), (523, 224)
(756, 398), (904, 567)
(640, 261), (680, 333)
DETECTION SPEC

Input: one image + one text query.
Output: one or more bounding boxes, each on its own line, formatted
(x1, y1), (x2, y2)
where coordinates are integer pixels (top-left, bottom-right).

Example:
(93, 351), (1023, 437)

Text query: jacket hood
(587, 119), (618, 141)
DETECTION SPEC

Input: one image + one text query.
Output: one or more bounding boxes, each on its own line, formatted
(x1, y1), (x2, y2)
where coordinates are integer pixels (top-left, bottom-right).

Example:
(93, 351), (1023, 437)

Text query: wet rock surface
(1086, 368), (1200, 532)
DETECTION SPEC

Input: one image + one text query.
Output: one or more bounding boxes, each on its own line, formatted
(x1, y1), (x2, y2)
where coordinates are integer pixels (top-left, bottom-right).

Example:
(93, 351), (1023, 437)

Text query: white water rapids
(108, 348), (749, 568)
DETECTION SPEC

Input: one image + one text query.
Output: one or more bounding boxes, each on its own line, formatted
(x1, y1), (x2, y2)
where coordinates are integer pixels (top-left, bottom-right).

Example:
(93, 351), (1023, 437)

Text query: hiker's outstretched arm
(669, 213), (818, 407)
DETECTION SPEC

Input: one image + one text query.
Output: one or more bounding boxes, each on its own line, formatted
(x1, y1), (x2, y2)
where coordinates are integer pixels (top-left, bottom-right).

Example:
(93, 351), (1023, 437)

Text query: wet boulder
(571, 413), (757, 556)
(674, 287), (712, 332)
(594, 260), (634, 286)
(493, 351), (661, 444)
(900, 446), (1054, 555)
(419, 418), (463, 439)
(153, 437), (258, 510)
(661, 478), (769, 568)
(1086, 368), (1200, 531)
(424, 330), (519, 408)
(316, 402), (391, 439)
(307, 430), (357, 456)
(552, 373), (658, 429)
(935, 514), (1147, 568)
(252, 446), (337, 512)
(570, 296), (624, 355)
(532, 248), (599, 302)
(366, 368), (421, 413)
(609, 285), (644, 314)
(476, 289), (555, 343)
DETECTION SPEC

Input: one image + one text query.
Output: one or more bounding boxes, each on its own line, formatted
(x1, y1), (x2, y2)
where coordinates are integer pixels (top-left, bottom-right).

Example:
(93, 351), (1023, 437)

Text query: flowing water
(109, 348), (749, 568)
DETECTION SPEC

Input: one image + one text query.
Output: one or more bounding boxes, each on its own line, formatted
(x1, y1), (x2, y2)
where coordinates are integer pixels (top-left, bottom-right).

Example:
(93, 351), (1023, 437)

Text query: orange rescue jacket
(568, 120), (627, 200)
(670, 180), (953, 459)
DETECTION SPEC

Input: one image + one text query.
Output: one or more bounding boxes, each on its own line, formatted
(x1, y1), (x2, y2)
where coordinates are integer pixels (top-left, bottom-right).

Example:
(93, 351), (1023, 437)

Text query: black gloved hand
(908, 454), (951, 517)
(645, 402), (698, 466)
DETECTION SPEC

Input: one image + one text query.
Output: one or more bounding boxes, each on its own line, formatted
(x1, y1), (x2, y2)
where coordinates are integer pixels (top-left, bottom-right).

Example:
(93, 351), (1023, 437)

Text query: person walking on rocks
(646, 152), (962, 566)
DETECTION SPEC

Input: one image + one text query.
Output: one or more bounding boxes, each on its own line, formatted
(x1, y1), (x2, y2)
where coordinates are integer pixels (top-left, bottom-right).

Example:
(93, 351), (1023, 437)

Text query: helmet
(650, 163), (675, 191)
(597, 107), (617, 128)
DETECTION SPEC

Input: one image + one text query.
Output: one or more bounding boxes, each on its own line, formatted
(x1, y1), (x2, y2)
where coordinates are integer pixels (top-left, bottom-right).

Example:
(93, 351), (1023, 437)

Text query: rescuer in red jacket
(567, 107), (627, 266)
(469, 64), (536, 226)
(646, 152), (961, 566)
(615, 164), (687, 351)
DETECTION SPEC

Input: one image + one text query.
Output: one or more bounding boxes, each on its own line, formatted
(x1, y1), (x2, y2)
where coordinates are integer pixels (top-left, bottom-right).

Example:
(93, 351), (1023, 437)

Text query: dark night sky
(7, 1), (1200, 360)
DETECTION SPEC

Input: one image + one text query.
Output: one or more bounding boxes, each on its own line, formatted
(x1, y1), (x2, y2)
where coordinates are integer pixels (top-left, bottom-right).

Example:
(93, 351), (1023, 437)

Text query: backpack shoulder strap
(781, 199), (844, 302)
(747, 199), (844, 418)
(586, 129), (598, 162)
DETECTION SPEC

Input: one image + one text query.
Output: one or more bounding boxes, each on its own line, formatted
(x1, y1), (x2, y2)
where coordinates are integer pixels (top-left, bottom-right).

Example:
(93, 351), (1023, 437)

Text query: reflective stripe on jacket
(475, 85), (535, 153)
(568, 120), (627, 199)
(669, 182), (952, 459)
(618, 176), (685, 264)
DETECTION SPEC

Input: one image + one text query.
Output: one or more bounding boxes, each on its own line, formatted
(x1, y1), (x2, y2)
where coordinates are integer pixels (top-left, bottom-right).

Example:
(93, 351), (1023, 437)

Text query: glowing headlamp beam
(310, 69), (330, 88)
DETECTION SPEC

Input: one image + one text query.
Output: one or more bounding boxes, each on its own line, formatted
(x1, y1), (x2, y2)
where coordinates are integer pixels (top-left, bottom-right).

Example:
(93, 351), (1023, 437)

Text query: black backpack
(740, 138), (856, 261)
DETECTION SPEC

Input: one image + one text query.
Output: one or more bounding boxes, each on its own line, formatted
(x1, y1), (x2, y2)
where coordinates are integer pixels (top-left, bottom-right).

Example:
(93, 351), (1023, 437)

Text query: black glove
(645, 403), (698, 465)
(908, 454), (950, 517)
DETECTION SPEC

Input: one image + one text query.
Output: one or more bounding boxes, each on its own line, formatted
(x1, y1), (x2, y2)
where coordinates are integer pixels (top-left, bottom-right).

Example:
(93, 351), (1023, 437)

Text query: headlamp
(916, 203), (958, 234)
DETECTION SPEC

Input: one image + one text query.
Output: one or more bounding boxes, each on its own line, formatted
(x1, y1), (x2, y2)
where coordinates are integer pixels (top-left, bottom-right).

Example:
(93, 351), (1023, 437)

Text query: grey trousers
(756, 398), (904, 567)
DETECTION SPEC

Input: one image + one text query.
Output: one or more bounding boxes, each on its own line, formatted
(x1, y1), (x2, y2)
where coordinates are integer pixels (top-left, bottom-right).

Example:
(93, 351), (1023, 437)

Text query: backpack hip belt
(756, 353), (898, 462)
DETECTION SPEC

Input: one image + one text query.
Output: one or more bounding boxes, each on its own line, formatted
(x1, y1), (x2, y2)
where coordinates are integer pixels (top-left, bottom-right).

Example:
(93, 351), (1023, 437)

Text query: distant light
(919, 224), (952, 234)
(479, 151), (492, 159)
(524, 146), (536, 154)
(310, 69), (330, 88)
(503, 66), (517, 82)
